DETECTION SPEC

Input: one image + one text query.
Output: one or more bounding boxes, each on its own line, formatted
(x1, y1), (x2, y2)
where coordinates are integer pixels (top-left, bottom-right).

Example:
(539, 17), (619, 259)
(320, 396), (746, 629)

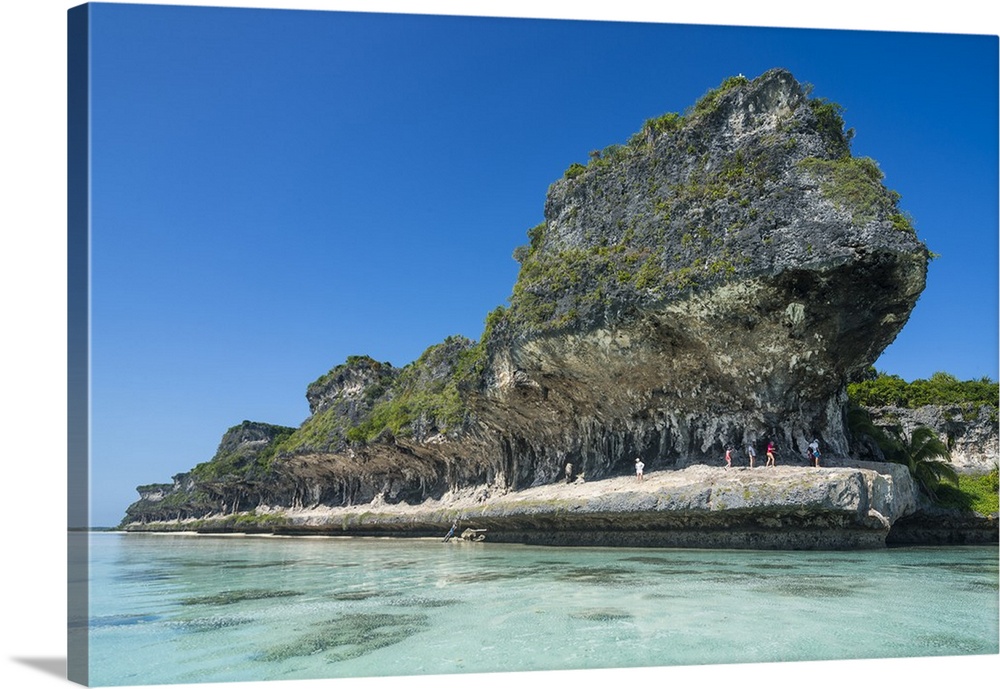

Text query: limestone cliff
(121, 69), (944, 544)
(125, 461), (928, 550)
(121, 421), (296, 522)
(477, 69), (926, 488)
(864, 404), (999, 474)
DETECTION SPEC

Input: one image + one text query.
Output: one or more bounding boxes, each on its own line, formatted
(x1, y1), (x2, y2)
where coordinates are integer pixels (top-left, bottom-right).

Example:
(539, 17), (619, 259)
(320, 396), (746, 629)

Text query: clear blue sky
(84, 3), (998, 526)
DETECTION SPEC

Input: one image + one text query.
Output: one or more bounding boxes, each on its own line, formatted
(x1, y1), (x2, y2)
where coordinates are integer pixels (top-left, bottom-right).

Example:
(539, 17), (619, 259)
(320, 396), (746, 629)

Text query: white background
(2, 2), (997, 688)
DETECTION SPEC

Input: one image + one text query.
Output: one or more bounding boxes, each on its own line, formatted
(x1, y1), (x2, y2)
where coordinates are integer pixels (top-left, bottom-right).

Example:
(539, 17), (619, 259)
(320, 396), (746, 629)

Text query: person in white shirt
(808, 439), (821, 467)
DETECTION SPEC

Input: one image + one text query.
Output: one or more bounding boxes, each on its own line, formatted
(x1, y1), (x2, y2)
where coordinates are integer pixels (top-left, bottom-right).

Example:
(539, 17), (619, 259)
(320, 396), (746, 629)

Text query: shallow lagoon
(83, 532), (998, 686)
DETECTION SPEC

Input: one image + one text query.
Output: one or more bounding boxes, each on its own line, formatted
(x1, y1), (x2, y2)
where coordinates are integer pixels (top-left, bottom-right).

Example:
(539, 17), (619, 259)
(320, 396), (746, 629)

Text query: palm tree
(889, 426), (959, 501)
(847, 405), (958, 502)
(846, 405), (892, 454)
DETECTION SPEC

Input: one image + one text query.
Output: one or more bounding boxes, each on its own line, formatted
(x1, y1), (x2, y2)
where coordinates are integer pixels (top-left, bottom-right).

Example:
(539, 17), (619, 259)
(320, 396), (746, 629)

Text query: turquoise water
(83, 533), (998, 686)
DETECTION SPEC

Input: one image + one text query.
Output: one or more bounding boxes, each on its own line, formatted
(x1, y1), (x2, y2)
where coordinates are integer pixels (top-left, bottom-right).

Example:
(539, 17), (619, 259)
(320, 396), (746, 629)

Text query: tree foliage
(848, 371), (998, 410)
(847, 406), (958, 502)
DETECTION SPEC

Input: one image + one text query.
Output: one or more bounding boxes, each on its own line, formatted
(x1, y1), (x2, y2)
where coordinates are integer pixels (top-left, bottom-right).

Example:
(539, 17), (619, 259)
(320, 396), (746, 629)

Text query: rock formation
(121, 421), (296, 522)
(121, 69), (959, 546)
(477, 69), (926, 487)
(124, 461), (929, 550)
(864, 404), (999, 474)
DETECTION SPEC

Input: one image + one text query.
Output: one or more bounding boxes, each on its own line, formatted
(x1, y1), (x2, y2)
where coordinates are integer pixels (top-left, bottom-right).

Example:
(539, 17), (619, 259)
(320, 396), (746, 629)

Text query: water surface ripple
(85, 533), (999, 686)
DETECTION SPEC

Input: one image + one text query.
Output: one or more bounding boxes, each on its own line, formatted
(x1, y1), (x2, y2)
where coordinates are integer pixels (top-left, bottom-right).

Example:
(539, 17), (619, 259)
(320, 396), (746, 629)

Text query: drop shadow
(11, 656), (67, 680)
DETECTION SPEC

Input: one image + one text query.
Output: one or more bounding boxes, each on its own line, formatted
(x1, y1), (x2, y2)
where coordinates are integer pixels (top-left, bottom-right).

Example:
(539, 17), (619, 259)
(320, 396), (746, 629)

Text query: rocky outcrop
(887, 505), (998, 546)
(121, 421), (295, 524)
(125, 461), (928, 550)
(473, 69), (927, 489)
(865, 404), (998, 473)
(121, 69), (956, 547)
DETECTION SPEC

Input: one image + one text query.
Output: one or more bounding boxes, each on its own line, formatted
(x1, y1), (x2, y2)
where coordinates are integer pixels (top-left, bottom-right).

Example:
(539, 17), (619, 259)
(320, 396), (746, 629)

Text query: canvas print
(68, 2), (999, 687)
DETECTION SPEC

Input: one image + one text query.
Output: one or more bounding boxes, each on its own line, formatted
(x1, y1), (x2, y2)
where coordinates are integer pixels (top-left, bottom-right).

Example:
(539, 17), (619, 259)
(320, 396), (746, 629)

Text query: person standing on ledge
(635, 457), (645, 482)
(766, 441), (776, 467)
(724, 446), (733, 469)
(808, 438), (821, 467)
(747, 442), (757, 468)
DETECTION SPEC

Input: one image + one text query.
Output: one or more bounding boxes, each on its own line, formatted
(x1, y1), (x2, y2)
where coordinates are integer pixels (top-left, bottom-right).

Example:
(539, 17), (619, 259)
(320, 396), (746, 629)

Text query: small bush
(890, 212), (915, 234)
(808, 97), (851, 155)
(798, 156), (896, 223)
(688, 75), (750, 119)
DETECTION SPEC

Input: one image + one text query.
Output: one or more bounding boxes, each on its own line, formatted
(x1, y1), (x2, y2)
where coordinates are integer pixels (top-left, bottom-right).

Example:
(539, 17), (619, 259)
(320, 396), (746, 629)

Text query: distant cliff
(122, 69), (959, 545)
(846, 371), (998, 473)
(863, 404), (998, 474)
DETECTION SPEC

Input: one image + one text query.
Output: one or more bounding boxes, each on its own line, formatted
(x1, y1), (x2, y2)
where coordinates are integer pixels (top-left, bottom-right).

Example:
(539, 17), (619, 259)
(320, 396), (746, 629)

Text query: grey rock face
(128, 462), (931, 550)
(477, 69), (927, 487)
(122, 70), (938, 544)
(211, 420), (294, 459)
(866, 404), (999, 473)
(306, 356), (398, 417)
(134, 483), (174, 502)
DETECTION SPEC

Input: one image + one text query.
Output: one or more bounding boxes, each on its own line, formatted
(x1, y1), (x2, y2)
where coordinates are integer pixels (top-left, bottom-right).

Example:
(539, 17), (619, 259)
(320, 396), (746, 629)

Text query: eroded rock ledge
(124, 460), (952, 550)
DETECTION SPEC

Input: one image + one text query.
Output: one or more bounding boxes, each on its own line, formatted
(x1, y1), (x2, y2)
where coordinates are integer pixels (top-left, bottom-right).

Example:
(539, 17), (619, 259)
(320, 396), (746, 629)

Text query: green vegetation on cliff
(278, 405), (354, 453)
(343, 336), (474, 443)
(277, 336), (477, 450)
(509, 238), (660, 329)
(797, 156), (911, 229)
(306, 355), (393, 397)
(564, 74), (750, 180)
(281, 356), (397, 452)
(688, 74), (750, 119)
(191, 421), (297, 482)
(515, 70), (909, 335)
(807, 97), (852, 157)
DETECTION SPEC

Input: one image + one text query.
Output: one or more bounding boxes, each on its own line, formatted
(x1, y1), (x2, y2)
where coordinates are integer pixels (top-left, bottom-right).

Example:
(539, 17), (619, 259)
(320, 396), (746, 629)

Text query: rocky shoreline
(121, 459), (998, 549)
(120, 70), (997, 550)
